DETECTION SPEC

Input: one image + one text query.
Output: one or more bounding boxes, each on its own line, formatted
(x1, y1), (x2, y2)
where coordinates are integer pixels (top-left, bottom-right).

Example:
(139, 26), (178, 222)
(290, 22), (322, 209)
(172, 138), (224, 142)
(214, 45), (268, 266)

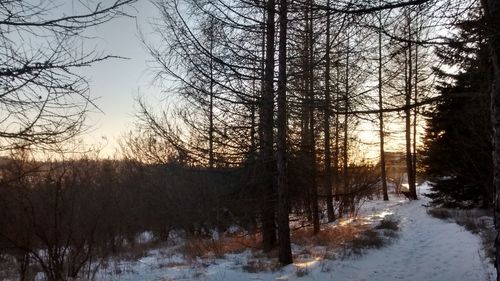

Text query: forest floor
(93, 182), (495, 281)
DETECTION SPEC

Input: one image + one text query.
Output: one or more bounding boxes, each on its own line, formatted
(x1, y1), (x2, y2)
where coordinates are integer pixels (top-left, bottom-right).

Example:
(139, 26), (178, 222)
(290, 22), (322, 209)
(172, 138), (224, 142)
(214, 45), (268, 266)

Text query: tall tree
(261, 0), (278, 251)
(323, 0), (336, 221)
(405, 10), (417, 199)
(276, 0), (292, 265)
(378, 7), (389, 201)
(423, 8), (491, 208)
(306, 0), (320, 235)
(481, 0), (500, 279)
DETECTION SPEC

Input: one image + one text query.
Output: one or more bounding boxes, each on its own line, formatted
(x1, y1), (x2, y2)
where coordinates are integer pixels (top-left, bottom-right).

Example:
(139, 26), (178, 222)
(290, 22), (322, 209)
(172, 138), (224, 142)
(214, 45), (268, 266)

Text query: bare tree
(0, 0), (136, 150)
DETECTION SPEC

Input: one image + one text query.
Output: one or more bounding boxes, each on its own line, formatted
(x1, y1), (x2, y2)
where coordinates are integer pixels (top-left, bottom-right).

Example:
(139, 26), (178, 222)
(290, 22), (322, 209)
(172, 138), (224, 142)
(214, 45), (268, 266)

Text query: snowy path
(96, 182), (495, 281)
(327, 183), (494, 281)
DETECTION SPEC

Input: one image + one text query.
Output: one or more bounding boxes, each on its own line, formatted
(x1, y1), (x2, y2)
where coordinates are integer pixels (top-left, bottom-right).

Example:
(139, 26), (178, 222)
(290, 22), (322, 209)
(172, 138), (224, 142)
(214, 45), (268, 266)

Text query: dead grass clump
(295, 265), (309, 277)
(292, 217), (400, 261)
(427, 208), (453, 220)
(292, 224), (367, 249)
(376, 216), (399, 231)
(181, 235), (259, 260)
(241, 258), (280, 273)
(110, 242), (154, 263)
(480, 228), (495, 264)
(458, 219), (480, 234)
(340, 229), (386, 258)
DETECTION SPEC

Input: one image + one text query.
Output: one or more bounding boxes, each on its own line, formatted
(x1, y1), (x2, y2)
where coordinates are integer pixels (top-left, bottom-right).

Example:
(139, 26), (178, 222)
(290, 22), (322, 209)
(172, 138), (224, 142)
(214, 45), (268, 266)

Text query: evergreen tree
(423, 10), (493, 208)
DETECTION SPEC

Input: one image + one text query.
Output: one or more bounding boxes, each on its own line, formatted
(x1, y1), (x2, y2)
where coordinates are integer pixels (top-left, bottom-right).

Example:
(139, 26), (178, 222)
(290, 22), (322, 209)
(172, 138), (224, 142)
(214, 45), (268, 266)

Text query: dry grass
(292, 216), (400, 260)
(292, 224), (369, 249)
(181, 234), (260, 260)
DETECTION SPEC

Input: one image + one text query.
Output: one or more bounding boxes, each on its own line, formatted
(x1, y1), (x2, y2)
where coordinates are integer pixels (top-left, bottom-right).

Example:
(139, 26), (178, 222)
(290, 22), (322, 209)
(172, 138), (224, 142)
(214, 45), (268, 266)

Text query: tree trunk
(307, 0), (320, 235)
(334, 63), (341, 203)
(483, 0), (500, 280)
(405, 13), (417, 200)
(378, 11), (389, 201)
(276, 0), (292, 265)
(324, 0), (335, 222)
(208, 18), (215, 169)
(261, 0), (277, 251)
(412, 14), (420, 187)
(343, 36), (350, 215)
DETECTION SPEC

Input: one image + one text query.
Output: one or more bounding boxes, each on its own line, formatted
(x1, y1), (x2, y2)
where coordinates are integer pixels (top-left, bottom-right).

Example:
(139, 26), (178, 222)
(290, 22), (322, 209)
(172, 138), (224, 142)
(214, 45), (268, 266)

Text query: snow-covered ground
(94, 182), (495, 281)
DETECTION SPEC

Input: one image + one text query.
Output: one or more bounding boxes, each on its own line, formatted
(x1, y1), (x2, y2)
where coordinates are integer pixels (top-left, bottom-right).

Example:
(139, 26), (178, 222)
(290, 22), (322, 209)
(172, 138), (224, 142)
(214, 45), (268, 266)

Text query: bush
(427, 208), (453, 220)
(376, 216), (399, 231)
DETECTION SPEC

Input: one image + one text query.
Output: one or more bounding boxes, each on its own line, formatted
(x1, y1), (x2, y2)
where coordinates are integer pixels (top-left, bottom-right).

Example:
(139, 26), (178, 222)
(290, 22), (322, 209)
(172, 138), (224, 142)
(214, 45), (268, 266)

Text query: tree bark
(208, 17), (215, 169)
(378, 10), (389, 201)
(261, 0), (277, 252)
(405, 13), (417, 200)
(482, 0), (500, 279)
(324, 0), (335, 222)
(343, 35), (350, 214)
(276, 0), (292, 265)
(334, 63), (341, 203)
(307, 0), (320, 235)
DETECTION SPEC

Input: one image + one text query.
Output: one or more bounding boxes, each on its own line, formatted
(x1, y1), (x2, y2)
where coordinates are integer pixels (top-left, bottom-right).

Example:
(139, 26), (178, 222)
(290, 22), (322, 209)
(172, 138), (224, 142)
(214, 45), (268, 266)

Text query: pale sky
(78, 0), (161, 157)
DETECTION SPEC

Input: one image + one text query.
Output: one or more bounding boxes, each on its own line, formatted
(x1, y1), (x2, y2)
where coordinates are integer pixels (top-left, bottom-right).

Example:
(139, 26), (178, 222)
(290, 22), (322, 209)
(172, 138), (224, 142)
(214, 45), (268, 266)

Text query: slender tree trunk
(482, 0), (500, 280)
(261, 0), (277, 251)
(276, 0), (292, 265)
(412, 18), (419, 187)
(405, 15), (417, 200)
(301, 25), (313, 222)
(324, 0), (335, 222)
(258, 11), (266, 150)
(343, 36), (350, 215)
(250, 80), (257, 155)
(378, 12), (389, 201)
(208, 18), (215, 169)
(306, 0), (320, 234)
(334, 63), (341, 203)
